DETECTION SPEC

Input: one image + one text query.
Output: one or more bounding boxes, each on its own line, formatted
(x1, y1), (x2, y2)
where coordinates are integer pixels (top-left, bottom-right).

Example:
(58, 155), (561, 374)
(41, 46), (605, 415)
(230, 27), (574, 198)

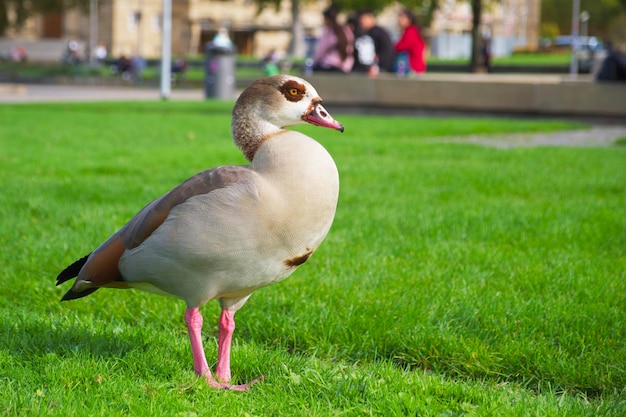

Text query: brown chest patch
(284, 249), (313, 268)
(278, 80), (306, 102)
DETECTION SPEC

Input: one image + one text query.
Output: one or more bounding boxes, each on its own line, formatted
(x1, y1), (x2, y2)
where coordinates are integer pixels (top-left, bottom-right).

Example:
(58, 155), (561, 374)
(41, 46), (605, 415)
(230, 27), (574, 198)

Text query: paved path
(446, 126), (626, 148)
(2, 83), (625, 147)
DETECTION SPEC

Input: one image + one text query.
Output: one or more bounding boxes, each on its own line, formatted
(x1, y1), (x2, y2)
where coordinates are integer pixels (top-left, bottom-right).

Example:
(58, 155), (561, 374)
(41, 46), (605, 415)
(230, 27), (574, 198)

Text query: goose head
(231, 75), (344, 161)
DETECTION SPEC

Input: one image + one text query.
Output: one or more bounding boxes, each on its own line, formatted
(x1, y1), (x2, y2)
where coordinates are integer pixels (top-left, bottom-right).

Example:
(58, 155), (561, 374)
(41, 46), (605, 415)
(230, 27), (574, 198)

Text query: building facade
(429, 0), (542, 58)
(1, 0), (327, 61)
(1, 0), (541, 62)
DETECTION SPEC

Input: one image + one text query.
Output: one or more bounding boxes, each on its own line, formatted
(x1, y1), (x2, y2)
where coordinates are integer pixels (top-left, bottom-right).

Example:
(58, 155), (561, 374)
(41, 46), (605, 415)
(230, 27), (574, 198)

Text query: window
(151, 13), (162, 32)
(127, 12), (138, 32)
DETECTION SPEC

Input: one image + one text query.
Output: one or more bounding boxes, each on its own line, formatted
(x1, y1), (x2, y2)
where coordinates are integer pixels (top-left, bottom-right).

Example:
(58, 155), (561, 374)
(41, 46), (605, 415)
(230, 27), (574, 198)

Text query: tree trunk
(288, 0), (305, 57)
(470, 0), (482, 72)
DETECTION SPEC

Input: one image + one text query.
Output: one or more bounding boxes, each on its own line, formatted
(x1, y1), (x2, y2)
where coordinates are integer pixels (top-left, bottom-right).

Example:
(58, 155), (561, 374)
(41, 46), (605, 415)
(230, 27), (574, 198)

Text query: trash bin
(204, 42), (235, 99)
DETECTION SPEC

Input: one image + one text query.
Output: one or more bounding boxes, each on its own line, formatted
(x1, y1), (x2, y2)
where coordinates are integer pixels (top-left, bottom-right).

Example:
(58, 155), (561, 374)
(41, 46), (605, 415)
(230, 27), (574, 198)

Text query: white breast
(119, 130), (339, 307)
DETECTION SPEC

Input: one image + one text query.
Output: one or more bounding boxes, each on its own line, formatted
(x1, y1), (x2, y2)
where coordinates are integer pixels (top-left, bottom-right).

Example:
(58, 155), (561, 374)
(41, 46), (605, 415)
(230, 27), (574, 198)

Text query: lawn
(0, 51), (573, 85)
(428, 52), (572, 66)
(0, 101), (624, 416)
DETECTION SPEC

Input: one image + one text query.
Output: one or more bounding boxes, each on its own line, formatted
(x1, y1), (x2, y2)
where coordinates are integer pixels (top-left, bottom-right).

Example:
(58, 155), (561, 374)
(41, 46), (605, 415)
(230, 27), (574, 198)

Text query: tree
(251, 0), (495, 72)
(339, 0), (486, 72)
(541, 0), (626, 39)
(0, 0), (90, 36)
(253, 0), (302, 56)
(252, 0), (438, 56)
(338, 0), (438, 27)
(469, 0), (482, 72)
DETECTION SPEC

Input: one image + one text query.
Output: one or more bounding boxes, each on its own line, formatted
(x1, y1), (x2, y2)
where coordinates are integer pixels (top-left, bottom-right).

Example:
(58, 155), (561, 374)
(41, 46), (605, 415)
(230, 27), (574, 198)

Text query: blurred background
(0, 1), (624, 82)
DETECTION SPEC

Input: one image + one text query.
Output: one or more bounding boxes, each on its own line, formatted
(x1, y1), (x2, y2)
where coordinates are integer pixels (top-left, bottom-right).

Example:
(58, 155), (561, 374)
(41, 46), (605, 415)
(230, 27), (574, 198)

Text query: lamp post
(89, 0), (98, 65)
(134, 10), (143, 56)
(580, 10), (589, 39)
(160, 0), (172, 100)
(569, 0), (580, 78)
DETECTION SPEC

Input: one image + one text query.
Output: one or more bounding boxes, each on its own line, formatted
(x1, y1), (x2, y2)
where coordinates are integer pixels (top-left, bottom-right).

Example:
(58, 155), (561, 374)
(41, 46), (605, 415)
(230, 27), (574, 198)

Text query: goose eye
(279, 80), (306, 102)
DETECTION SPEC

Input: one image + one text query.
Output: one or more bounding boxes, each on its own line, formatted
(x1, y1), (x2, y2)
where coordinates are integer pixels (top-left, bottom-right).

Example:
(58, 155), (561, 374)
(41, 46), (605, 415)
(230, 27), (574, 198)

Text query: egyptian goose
(56, 75), (343, 390)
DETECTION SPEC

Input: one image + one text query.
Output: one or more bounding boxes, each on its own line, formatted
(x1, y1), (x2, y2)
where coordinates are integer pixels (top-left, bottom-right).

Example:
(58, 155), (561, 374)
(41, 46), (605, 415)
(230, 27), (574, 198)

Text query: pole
(569, 0), (580, 78)
(136, 1), (143, 57)
(89, 0), (98, 65)
(580, 10), (589, 39)
(160, 0), (172, 100)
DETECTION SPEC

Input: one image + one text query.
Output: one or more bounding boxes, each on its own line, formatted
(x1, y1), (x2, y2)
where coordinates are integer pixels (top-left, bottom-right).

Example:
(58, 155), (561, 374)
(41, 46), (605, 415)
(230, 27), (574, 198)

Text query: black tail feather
(61, 287), (99, 301)
(56, 254), (91, 286)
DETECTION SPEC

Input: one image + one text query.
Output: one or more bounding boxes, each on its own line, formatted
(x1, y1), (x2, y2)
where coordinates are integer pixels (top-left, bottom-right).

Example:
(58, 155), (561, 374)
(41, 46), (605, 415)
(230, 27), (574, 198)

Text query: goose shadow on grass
(1, 317), (141, 361)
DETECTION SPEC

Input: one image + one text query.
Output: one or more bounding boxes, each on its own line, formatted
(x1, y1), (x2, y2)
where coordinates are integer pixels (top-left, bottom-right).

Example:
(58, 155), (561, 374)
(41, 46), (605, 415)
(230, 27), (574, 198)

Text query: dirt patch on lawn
(446, 126), (626, 148)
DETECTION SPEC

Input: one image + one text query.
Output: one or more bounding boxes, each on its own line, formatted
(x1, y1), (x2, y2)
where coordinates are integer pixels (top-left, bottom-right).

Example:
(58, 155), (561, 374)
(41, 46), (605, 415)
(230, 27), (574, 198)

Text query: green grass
(0, 61), (107, 78)
(492, 52), (572, 66)
(1, 101), (625, 416)
(141, 63), (268, 83)
(429, 52), (571, 66)
(0, 60), (264, 84)
(1, 51), (572, 83)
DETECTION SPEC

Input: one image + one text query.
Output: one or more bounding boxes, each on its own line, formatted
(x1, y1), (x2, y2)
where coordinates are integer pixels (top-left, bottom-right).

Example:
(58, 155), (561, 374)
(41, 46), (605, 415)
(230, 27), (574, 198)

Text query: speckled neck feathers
(231, 107), (282, 162)
(231, 76), (313, 162)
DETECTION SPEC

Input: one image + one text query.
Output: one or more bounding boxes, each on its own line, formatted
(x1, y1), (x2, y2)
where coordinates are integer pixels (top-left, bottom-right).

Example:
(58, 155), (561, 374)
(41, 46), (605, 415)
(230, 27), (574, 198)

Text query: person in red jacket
(395, 7), (426, 75)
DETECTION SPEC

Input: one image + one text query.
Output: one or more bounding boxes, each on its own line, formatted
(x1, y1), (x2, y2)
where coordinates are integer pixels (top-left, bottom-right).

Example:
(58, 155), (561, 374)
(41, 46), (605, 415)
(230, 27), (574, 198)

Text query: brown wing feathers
(56, 166), (254, 301)
(120, 166), (251, 249)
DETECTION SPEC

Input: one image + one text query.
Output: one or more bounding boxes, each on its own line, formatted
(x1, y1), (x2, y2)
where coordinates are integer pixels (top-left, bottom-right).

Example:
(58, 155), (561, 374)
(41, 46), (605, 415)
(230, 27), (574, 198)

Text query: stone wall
(308, 73), (626, 118)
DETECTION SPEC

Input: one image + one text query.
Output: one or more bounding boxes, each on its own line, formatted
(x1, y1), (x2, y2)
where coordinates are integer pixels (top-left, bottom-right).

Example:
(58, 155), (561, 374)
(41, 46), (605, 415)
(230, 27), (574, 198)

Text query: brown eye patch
(279, 80), (306, 102)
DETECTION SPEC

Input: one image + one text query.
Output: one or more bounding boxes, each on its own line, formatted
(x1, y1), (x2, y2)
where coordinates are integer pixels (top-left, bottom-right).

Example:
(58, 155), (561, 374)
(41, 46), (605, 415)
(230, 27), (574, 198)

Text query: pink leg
(184, 307), (256, 391)
(184, 307), (210, 377)
(215, 309), (235, 383)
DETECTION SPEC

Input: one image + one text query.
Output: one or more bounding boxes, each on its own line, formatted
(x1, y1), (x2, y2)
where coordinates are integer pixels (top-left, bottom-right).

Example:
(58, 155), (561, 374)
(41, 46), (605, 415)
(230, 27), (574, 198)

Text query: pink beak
(304, 101), (344, 133)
